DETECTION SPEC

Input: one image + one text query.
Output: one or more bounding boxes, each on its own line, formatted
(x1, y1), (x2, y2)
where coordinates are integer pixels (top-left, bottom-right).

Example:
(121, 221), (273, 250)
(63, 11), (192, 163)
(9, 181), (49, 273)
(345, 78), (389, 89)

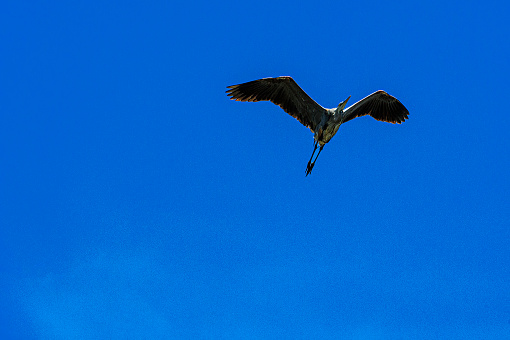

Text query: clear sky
(1, 1), (509, 339)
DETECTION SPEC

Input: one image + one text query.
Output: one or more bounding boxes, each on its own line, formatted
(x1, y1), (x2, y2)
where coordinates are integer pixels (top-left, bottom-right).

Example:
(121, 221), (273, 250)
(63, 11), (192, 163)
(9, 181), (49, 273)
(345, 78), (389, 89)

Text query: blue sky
(1, 0), (509, 338)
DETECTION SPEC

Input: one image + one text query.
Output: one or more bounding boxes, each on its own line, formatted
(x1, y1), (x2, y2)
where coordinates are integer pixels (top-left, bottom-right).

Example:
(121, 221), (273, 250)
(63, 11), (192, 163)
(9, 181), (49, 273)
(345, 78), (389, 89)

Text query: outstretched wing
(342, 90), (409, 124)
(226, 76), (326, 132)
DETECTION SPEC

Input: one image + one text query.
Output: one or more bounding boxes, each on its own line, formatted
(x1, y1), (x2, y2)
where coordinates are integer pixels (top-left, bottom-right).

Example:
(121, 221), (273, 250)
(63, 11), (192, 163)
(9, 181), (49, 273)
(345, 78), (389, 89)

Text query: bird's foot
(305, 162), (315, 176)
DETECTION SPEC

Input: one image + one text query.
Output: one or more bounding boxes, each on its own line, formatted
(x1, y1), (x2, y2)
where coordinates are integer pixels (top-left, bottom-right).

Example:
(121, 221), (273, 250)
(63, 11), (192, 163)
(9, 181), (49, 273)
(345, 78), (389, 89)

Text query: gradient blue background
(2, 1), (509, 338)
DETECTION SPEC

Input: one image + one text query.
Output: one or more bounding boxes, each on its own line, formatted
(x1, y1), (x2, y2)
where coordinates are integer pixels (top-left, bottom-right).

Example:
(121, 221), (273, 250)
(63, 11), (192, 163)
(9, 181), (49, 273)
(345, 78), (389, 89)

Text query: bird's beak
(338, 95), (351, 111)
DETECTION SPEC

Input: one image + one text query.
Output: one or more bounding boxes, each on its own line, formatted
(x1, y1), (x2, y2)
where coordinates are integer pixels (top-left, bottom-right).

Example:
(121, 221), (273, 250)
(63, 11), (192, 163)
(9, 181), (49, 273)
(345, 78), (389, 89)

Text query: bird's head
(336, 95), (351, 112)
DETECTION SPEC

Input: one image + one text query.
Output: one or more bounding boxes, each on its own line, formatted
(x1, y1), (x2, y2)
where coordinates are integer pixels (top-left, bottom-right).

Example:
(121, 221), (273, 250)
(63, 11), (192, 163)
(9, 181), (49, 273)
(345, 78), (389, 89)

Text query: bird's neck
(332, 108), (344, 124)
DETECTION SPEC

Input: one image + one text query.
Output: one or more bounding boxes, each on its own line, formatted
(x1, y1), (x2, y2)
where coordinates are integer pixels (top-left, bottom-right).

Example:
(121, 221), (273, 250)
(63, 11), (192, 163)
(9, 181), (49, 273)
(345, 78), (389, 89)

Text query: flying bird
(226, 76), (409, 176)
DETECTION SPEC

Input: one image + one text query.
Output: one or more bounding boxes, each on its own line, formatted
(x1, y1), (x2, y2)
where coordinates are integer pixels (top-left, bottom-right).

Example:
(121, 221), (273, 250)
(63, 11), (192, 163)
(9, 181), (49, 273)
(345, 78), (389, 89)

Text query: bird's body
(226, 76), (409, 176)
(315, 107), (344, 146)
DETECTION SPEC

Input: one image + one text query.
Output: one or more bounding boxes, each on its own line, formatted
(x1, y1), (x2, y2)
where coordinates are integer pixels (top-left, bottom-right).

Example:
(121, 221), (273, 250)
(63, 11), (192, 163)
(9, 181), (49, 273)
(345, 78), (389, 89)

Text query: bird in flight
(226, 76), (409, 176)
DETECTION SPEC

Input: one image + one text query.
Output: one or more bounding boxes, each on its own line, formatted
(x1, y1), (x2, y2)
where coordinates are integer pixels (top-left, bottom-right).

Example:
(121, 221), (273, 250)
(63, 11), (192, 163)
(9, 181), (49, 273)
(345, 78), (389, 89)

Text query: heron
(226, 76), (409, 176)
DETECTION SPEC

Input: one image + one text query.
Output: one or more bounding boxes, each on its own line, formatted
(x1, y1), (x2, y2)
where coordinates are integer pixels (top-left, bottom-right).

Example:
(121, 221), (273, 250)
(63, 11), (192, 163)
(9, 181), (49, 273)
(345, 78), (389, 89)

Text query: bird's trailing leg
(307, 141), (318, 166)
(305, 142), (324, 176)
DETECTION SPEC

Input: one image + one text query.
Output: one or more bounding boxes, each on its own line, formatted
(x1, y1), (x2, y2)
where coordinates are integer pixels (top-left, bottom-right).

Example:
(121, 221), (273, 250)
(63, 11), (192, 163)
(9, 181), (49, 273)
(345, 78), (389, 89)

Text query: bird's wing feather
(226, 76), (326, 131)
(342, 90), (409, 124)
